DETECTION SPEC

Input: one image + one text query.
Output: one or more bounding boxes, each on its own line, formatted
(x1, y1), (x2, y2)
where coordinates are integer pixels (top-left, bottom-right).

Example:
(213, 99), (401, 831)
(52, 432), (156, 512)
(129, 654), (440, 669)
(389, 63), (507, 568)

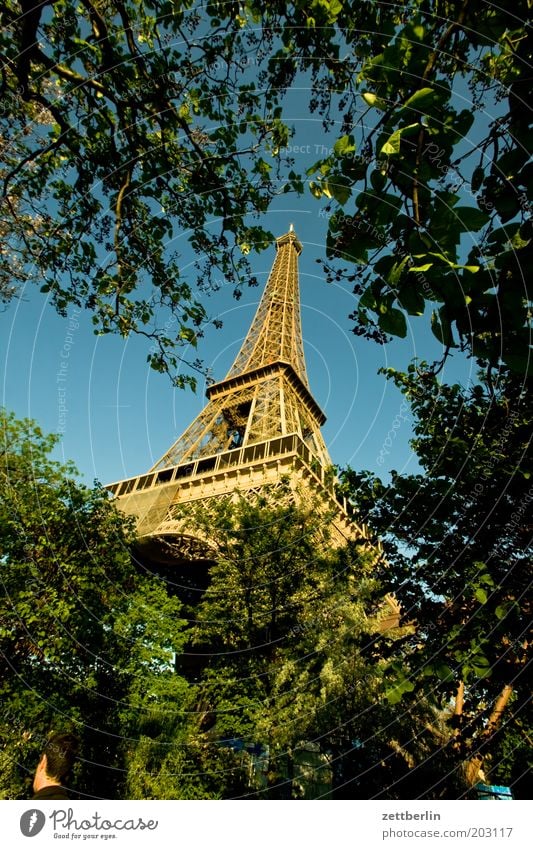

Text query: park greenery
(0, 410), (187, 798)
(0, 0), (531, 799)
(338, 365), (532, 796)
(1, 397), (530, 799)
(0, 0), (531, 382)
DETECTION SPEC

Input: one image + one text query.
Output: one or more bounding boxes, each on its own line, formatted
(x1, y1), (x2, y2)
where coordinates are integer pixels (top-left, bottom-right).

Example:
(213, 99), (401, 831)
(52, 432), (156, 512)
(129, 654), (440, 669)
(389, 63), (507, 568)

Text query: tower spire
(225, 227), (308, 387)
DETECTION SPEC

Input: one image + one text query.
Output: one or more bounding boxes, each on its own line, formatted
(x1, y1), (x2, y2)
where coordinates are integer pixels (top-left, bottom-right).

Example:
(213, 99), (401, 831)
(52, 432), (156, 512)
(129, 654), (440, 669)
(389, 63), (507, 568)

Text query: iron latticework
(225, 228), (308, 385)
(148, 227), (329, 472)
(106, 228), (372, 549)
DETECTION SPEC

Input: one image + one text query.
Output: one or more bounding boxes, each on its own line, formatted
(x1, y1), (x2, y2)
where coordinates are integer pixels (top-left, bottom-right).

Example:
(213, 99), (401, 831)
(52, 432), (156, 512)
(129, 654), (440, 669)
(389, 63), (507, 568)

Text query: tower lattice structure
(107, 228), (373, 554)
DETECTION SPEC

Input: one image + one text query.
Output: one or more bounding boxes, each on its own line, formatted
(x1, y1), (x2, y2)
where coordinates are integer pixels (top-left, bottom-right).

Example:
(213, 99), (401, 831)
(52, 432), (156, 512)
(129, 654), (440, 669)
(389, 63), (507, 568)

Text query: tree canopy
(0, 0), (287, 385)
(300, 1), (532, 377)
(0, 408), (188, 799)
(1, 1), (531, 381)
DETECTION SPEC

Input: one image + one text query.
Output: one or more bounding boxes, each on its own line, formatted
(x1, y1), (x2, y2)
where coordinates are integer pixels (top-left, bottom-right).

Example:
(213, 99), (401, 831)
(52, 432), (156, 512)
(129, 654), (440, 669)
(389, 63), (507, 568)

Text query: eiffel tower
(107, 226), (374, 561)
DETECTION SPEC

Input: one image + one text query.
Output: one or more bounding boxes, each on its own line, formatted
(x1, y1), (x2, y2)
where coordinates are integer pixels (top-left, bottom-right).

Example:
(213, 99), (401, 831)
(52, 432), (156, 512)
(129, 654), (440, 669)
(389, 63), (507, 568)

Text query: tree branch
(485, 684), (513, 736)
(422, 0), (470, 82)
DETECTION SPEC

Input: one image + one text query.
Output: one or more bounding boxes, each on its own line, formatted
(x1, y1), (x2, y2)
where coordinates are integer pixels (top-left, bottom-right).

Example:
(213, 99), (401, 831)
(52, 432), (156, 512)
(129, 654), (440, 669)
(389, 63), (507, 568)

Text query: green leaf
(494, 189), (521, 222)
(487, 223), (521, 246)
(333, 134), (356, 156)
(471, 655), (492, 678)
(501, 351), (533, 376)
(324, 176), (351, 205)
(435, 663), (454, 681)
(475, 587), (487, 604)
(306, 159), (330, 176)
(384, 678), (415, 704)
(398, 284), (425, 316)
(431, 307), (456, 347)
(495, 603), (512, 620)
(402, 87), (436, 112)
(511, 229), (530, 250)
(359, 286), (377, 310)
(380, 123), (420, 157)
(409, 262), (433, 272)
(380, 131), (402, 156)
(379, 308), (407, 337)
(179, 327), (197, 346)
(374, 192), (403, 226)
(386, 256), (410, 286)
(479, 573), (495, 587)
(454, 207), (490, 232)
(371, 169), (387, 192)
(424, 252), (480, 272)
(362, 91), (388, 110)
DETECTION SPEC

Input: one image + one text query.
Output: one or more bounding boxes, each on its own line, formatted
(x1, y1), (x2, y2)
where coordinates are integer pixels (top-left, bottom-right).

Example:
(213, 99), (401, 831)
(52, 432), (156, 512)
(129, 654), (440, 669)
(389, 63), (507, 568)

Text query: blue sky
(1, 83), (481, 487)
(0, 212), (476, 488)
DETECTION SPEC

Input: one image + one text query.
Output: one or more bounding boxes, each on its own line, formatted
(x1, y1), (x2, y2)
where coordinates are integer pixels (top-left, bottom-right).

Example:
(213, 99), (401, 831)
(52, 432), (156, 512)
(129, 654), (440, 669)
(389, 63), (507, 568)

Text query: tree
(287, 1), (533, 377)
(338, 364), (532, 796)
(169, 487), (447, 799)
(0, 408), (188, 799)
(4, 406), (518, 800)
(2, 2), (530, 384)
(0, 0), (289, 386)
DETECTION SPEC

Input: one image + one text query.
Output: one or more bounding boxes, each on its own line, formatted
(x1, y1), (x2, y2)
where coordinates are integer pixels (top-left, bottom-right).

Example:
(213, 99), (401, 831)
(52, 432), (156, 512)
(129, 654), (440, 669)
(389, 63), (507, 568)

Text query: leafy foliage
(338, 364), (532, 787)
(0, 409), (187, 799)
(2, 2), (531, 383)
(0, 0), (288, 386)
(3, 406), (527, 798)
(170, 487), (449, 798)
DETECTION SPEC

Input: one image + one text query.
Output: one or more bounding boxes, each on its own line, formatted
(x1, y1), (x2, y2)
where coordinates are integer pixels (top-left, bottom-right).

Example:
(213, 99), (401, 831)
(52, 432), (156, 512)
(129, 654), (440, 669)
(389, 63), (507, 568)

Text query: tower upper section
(141, 227), (330, 473)
(106, 227), (370, 547)
(224, 227), (309, 388)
